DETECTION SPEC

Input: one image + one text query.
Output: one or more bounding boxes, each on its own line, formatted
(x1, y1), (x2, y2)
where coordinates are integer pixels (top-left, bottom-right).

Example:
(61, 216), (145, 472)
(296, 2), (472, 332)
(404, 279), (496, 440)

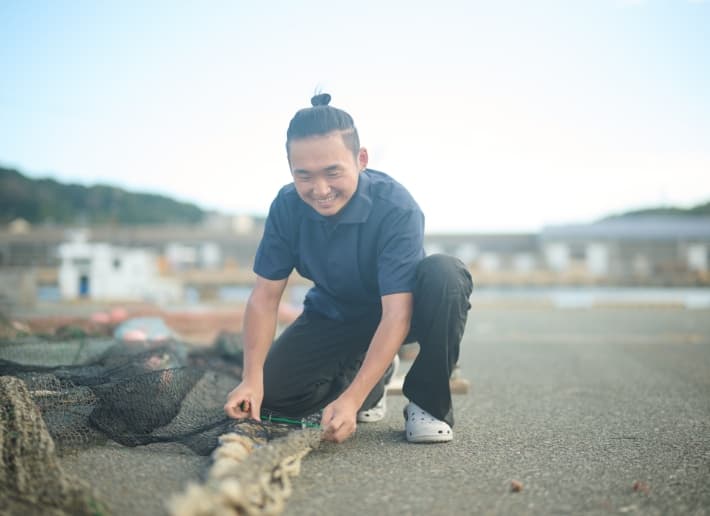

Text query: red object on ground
(110, 307), (129, 324)
(121, 329), (148, 342)
(90, 312), (111, 325)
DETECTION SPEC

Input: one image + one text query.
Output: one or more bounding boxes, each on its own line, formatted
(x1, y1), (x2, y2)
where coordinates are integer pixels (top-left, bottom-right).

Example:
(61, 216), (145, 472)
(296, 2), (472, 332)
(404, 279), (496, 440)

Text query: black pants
(261, 254), (473, 427)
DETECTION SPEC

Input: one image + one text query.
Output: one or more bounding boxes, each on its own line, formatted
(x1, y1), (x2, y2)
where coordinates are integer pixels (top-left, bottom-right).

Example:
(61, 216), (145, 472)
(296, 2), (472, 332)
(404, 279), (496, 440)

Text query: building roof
(425, 233), (538, 253)
(541, 216), (710, 241)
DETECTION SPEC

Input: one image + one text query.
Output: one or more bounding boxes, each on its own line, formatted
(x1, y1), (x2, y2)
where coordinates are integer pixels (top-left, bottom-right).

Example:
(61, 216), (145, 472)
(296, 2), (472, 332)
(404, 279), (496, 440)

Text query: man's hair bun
(287, 92), (359, 156)
(311, 93), (332, 107)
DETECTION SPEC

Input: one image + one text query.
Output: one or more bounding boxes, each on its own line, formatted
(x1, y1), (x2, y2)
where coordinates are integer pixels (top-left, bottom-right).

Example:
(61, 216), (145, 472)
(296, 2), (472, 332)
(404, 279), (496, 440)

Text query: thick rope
(0, 376), (108, 516)
(168, 427), (322, 516)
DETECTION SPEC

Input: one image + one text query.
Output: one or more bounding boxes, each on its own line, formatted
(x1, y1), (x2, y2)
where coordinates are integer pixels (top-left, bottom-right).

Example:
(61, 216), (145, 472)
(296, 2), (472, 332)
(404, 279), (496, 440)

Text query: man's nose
(313, 177), (330, 196)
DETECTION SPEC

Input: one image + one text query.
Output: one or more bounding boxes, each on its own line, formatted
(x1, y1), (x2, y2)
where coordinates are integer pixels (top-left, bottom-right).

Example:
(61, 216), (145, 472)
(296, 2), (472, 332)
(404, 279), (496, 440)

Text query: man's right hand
(224, 275), (287, 422)
(224, 380), (263, 421)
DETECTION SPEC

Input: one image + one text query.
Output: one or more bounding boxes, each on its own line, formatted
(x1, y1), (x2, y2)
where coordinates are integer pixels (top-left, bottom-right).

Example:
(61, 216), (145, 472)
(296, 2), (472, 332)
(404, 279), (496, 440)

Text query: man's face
(288, 132), (367, 217)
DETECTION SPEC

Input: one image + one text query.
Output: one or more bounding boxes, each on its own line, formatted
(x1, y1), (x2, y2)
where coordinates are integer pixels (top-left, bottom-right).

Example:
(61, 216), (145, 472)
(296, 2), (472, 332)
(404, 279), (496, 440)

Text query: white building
(58, 236), (182, 302)
(541, 216), (710, 282)
(543, 243), (570, 272)
(165, 241), (222, 270)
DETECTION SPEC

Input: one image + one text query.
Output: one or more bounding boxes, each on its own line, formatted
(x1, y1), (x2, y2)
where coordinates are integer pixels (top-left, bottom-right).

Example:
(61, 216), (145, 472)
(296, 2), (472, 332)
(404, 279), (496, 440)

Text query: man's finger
(321, 405), (334, 427)
(332, 421), (355, 443)
(224, 402), (240, 419)
(250, 401), (261, 421)
(225, 397), (250, 419)
(323, 415), (345, 441)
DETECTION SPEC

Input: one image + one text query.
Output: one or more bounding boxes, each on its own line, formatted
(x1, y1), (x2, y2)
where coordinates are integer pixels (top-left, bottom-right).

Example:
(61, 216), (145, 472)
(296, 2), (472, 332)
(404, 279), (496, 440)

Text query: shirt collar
(304, 169), (373, 224)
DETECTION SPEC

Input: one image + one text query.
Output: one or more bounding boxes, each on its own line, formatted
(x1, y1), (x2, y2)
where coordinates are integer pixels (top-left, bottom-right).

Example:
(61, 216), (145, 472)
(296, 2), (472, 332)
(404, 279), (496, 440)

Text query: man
(224, 93), (473, 443)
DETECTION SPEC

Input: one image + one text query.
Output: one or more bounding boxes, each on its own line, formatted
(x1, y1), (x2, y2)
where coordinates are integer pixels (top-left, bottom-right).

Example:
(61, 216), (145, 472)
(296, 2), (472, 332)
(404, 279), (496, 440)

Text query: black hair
(286, 93), (360, 158)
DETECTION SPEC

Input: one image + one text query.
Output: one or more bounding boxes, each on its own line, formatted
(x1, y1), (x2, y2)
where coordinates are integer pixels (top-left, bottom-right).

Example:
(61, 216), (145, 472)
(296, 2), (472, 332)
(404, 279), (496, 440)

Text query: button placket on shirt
(324, 222), (340, 286)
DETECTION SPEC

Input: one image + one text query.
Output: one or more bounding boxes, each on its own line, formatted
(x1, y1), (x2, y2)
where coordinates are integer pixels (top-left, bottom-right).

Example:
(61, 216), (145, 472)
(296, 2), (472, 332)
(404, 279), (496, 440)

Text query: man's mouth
(315, 194), (336, 205)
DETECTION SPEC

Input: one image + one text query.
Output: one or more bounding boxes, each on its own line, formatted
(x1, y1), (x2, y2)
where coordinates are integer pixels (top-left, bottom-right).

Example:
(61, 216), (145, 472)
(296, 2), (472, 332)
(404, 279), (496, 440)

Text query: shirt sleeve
(253, 192), (296, 280)
(377, 207), (425, 296)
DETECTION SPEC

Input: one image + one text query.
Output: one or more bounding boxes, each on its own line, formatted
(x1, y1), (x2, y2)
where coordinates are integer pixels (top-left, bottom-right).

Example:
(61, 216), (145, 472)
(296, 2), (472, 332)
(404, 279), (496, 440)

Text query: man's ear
(358, 147), (369, 171)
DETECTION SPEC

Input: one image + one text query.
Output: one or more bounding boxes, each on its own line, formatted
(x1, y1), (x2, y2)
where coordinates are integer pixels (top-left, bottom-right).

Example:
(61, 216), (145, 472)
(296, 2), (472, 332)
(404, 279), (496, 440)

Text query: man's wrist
(242, 368), (263, 385)
(340, 383), (369, 409)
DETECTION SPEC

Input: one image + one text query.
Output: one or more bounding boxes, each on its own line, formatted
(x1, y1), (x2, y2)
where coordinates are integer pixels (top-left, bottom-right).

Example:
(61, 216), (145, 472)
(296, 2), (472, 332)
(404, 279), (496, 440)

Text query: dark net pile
(0, 333), (322, 515)
(0, 335), (246, 455)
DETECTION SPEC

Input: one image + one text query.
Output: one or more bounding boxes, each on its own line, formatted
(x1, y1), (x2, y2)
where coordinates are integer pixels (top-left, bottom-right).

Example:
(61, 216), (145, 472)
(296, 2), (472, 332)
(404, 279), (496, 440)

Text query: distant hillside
(602, 200), (710, 221)
(0, 166), (207, 225)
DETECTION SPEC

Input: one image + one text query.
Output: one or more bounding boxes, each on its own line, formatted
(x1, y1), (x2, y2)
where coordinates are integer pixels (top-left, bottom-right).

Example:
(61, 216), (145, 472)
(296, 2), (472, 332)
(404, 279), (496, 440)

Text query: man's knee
(416, 254), (474, 297)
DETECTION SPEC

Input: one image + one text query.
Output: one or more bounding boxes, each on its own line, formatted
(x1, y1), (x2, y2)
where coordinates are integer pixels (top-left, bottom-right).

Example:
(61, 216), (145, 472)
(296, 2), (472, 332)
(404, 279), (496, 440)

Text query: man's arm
(321, 292), (413, 442)
(224, 274), (288, 420)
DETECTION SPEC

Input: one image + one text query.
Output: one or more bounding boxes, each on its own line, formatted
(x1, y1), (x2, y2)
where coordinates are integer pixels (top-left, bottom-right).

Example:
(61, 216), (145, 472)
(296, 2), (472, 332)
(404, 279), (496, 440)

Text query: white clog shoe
(403, 401), (453, 443)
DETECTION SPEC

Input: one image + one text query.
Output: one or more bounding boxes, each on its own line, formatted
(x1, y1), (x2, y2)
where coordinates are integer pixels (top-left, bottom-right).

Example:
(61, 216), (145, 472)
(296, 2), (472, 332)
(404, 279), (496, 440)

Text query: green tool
(261, 414), (320, 429)
(238, 400), (320, 428)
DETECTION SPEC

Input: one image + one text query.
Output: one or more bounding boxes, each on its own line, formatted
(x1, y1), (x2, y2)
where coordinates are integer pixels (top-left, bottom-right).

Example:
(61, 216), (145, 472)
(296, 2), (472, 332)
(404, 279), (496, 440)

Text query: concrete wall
(0, 268), (37, 313)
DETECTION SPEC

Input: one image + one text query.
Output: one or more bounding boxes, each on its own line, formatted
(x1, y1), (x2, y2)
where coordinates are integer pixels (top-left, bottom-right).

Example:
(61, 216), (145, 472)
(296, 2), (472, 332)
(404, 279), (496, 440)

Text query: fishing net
(0, 331), (322, 515)
(0, 375), (108, 516)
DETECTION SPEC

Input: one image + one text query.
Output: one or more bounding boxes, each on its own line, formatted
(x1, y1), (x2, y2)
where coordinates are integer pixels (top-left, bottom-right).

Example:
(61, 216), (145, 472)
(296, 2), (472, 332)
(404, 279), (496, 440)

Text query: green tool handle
(262, 413), (321, 429)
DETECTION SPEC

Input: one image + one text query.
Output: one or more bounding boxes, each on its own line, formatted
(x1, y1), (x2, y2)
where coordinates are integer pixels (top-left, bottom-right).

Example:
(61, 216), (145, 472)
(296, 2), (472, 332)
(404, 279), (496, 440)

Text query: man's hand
(321, 394), (360, 443)
(224, 275), (287, 422)
(224, 380), (263, 421)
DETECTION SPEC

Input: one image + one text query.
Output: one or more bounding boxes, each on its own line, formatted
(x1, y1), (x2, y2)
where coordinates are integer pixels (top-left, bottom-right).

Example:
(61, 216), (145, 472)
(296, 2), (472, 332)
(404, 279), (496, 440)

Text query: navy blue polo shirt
(253, 169), (425, 321)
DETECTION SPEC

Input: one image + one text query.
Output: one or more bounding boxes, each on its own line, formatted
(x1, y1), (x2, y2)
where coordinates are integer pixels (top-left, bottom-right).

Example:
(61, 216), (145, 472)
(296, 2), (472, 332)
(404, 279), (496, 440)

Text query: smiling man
(224, 93), (473, 443)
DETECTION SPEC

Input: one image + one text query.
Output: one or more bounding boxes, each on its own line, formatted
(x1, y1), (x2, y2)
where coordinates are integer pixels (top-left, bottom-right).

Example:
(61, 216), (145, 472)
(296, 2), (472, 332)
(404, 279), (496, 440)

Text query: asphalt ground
(59, 306), (710, 515)
(284, 306), (710, 516)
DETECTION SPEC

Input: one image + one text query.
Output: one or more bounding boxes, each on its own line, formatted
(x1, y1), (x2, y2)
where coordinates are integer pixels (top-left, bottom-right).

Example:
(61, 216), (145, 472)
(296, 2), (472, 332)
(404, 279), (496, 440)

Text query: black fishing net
(0, 331), (322, 515)
(0, 337), (244, 454)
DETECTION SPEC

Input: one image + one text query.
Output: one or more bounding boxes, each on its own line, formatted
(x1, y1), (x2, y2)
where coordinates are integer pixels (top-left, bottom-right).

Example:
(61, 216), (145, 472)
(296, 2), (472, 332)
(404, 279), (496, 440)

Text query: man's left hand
(321, 395), (359, 443)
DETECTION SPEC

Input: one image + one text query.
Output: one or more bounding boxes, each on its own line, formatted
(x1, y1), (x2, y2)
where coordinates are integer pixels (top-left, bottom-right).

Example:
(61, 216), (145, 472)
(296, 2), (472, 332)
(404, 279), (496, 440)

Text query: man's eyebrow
(293, 164), (341, 175)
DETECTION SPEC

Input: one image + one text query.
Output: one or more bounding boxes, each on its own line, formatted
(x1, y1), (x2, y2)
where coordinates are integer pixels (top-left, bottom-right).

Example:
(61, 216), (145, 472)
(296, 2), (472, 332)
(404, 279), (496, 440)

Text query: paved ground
(284, 306), (710, 515)
(58, 306), (710, 515)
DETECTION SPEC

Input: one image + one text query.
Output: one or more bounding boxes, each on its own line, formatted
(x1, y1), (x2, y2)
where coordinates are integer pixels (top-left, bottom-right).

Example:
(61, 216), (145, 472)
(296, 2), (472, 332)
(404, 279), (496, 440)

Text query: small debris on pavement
(510, 480), (523, 492)
(632, 480), (650, 494)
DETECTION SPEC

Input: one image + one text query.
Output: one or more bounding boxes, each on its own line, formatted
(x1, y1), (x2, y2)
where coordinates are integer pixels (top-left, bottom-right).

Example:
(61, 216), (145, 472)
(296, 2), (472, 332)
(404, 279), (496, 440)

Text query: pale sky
(1, 0), (708, 233)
